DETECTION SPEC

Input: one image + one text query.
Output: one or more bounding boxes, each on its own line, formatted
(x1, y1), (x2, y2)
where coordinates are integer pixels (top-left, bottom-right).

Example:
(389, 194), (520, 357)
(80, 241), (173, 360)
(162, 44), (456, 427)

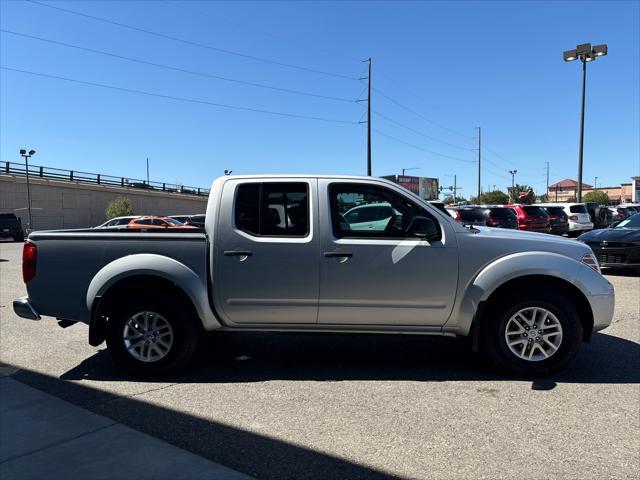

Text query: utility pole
(476, 127), (481, 198)
(366, 58), (372, 176)
(546, 161), (550, 197)
(509, 169), (517, 203)
(594, 176), (598, 190)
(454, 174), (457, 202)
(146, 157), (150, 185)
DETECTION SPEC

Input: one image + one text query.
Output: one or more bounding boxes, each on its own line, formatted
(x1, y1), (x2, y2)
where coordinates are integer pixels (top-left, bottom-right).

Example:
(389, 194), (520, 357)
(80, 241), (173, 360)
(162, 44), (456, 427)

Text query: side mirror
(406, 216), (439, 240)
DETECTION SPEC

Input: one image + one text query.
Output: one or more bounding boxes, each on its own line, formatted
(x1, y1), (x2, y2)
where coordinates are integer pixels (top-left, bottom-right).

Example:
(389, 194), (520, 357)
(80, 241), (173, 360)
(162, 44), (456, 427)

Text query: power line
(372, 128), (475, 163)
(372, 87), (474, 140)
(1, 29), (355, 103)
(1, 66), (357, 124)
(26, 0), (359, 81)
(165, 0), (363, 63)
(373, 110), (472, 151)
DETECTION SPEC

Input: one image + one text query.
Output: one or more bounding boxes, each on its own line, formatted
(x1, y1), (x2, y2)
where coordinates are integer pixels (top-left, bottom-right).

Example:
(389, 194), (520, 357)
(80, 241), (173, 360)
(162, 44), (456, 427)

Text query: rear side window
(235, 183), (309, 237)
(523, 206), (548, 217)
(137, 218), (154, 226)
(115, 218), (132, 225)
(570, 205), (587, 213)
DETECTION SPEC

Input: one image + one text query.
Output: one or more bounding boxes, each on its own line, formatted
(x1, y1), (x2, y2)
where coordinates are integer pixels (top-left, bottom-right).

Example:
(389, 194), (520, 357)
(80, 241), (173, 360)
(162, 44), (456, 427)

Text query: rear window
(522, 206), (548, 217)
(544, 207), (566, 216)
(487, 207), (516, 218)
(0, 213), (17, 220)
(569, 205), (588, 213)
(458, 208), (485, 222)
(235, 182), (309, 237)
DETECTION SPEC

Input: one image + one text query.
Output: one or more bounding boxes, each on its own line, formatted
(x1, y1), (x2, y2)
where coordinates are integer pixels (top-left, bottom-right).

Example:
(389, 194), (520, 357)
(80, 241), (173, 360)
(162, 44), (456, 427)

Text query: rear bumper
(569, 221), (593, 231)
(12, 296), (41, 320)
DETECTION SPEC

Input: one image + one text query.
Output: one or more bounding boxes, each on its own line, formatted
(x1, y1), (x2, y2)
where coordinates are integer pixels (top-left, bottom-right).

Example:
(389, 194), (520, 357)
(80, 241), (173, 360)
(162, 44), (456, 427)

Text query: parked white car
(538, 203), (593, 236)
(95, 216), (140, 228)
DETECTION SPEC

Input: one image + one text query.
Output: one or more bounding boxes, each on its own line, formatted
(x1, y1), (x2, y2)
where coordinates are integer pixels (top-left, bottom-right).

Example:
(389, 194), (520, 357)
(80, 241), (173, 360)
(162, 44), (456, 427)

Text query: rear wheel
(481, 289), (583, 375)
(105, 292), (199, 375)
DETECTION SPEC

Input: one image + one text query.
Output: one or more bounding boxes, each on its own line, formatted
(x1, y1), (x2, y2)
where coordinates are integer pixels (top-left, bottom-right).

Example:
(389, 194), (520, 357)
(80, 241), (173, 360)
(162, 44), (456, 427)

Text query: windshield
(488, 208), (516, 219)
(617, 213), (640, 228)
(458, 209), (485, 222)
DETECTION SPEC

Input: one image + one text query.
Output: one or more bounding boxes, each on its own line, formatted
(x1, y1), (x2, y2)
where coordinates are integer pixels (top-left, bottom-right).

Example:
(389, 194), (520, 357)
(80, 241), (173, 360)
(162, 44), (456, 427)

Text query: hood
(457, 226), (592, 263)
(578, 228), (640, 243)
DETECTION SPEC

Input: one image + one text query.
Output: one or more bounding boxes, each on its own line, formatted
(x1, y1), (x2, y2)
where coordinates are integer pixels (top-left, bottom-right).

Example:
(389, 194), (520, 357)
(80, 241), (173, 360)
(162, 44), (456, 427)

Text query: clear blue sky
(1, 0), (639, 197)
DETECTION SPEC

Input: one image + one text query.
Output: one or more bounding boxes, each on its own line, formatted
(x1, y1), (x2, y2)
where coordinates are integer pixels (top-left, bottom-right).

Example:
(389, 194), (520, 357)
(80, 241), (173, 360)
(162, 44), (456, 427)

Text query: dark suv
(447, 206), (487, 226)
(540, 206), (569, 235)
(483, 207), (518, 229)
(0, 213), (24, 242)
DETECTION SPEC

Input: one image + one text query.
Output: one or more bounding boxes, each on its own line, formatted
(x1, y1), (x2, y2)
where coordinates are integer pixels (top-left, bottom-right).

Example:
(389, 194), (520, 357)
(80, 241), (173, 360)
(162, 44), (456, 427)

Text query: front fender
(444, 251), (585, 335)
(86, 254), (220, 330)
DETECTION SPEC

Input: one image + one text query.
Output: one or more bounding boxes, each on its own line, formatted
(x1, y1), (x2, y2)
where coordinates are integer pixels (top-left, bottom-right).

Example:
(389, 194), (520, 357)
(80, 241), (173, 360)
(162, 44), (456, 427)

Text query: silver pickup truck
(13, 175), (614, 375)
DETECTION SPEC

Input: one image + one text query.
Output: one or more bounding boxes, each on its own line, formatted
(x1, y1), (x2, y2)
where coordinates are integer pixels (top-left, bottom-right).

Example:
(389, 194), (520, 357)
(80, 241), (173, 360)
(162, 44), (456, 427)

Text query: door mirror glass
(406, 216), (438, 239)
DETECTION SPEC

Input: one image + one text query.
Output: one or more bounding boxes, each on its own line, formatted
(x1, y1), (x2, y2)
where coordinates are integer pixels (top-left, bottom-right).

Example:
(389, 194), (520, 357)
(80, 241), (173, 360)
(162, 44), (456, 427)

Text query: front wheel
(481, 289), (583, 375)
(105, 293), (200, 375)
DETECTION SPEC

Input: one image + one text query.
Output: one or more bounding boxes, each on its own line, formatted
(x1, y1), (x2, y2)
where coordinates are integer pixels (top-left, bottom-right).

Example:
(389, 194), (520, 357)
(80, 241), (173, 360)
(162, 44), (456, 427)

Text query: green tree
(105, 196), (133, 220)
(538, 193), (549, 203)
(443, 195), (466, 205)
(475, 190), (509, 205)
(509, 184), (535, 204)
(582, 190), (609, 205)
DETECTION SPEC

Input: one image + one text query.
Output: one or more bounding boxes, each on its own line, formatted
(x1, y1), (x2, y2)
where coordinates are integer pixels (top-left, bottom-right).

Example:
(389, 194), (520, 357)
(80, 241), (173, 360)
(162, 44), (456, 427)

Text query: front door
(214, 179), (319, 324)
(318, 180), (458, 326)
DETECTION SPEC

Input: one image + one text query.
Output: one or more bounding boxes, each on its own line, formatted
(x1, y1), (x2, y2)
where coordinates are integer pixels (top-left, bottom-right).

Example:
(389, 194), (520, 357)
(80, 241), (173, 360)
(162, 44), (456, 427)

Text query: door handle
(224, 250), (253, 257)
(323, 251), (353, 258)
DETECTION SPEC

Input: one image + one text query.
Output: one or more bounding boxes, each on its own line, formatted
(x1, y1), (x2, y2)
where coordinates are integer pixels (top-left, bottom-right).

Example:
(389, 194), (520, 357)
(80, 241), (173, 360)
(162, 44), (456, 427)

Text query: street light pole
(509, 169), (517, 203)
(563, 42), (607, 203)
(577, 58), (587, 202)
(19, 148), (36, 231)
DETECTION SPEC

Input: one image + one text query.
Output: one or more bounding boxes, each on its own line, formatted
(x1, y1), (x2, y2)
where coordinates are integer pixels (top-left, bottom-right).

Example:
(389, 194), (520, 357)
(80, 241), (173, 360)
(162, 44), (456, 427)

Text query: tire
(481, 288), (583, 376)
(105, 291), (200, 375)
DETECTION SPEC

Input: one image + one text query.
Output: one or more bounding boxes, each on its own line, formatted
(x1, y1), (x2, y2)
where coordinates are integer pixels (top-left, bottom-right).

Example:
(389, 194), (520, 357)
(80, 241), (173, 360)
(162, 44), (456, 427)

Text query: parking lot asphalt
(1, 239), (639, 479)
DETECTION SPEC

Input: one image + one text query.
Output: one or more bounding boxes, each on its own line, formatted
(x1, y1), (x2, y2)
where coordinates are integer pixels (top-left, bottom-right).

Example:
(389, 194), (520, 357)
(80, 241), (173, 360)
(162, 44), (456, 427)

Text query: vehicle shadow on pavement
(60, 331), (640, 387)
(603, 268), (640, 277)
(8, 365), (395, 480)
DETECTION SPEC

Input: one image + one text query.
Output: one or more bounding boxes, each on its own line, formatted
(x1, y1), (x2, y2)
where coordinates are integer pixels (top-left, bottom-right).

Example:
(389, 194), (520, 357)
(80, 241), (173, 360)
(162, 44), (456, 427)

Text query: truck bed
(26, 229), (207, 324)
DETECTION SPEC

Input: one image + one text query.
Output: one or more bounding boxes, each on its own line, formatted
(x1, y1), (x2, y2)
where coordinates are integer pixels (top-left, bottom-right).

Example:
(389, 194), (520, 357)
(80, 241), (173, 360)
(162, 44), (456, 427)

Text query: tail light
(569, 215), (578, 221)
(487, 218), (500, 226)
(452, 210), (461, 222)
(22, 241), (37, 283)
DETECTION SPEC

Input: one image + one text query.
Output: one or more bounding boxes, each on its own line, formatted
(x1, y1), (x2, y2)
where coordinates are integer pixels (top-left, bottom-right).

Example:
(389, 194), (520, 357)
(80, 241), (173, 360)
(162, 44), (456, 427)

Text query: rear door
(317, 180), (458, 326)
(214, 179), (320, 324)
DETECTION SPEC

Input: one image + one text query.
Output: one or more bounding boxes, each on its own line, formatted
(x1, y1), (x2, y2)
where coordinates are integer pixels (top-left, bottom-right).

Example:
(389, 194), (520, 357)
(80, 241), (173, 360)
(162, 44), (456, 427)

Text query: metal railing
(3, 161), (210, 197)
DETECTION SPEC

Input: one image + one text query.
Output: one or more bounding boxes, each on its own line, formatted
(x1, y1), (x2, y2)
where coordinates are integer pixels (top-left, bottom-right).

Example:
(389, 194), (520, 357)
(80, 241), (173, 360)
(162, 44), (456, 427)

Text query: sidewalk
(0, 377), (252, 480)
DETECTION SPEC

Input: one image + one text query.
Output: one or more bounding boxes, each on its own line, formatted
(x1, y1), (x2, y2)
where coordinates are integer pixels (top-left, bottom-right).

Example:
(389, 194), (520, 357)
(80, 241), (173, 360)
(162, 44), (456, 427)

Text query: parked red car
(505, 205), (551, 233)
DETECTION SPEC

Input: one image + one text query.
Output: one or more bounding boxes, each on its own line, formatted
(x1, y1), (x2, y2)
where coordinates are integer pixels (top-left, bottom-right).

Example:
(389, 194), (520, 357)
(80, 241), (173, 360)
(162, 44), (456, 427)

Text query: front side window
(137, 218), (154, 226)
(330, 183), (440, 239)
(235, 182), (309, 237)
